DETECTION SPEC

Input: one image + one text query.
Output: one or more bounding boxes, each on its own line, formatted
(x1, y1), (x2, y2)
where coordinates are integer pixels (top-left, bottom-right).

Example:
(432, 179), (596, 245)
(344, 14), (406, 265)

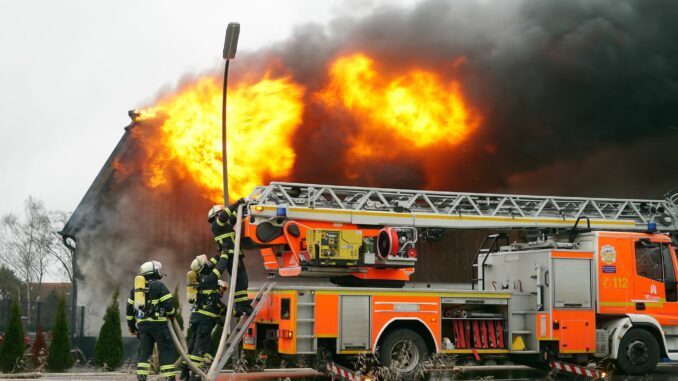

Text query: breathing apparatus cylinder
(187, 270), (198, 304)
(134, 275), (147, 310)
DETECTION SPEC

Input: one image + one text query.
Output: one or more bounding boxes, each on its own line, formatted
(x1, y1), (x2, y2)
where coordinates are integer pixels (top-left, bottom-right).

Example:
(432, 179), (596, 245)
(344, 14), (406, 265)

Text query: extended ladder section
(248, 182), (678, 231)
(212, 282), (274, 375)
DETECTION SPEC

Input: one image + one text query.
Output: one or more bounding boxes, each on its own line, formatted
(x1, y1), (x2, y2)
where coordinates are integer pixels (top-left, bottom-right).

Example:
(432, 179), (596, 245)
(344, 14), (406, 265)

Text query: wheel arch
(373, 317), (438, 354)
(627, 314), (668, 358)
(631, 323), (667, 358)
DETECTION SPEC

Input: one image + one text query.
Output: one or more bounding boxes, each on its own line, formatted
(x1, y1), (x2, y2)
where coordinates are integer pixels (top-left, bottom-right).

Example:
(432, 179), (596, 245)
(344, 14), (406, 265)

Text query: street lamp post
(221, 22), (240, 204)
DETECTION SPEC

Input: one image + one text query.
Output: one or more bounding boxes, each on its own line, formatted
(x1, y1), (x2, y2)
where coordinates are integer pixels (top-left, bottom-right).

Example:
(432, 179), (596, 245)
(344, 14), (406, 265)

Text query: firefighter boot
(179, 367), (190, 381)
(235, 300), (253, 316)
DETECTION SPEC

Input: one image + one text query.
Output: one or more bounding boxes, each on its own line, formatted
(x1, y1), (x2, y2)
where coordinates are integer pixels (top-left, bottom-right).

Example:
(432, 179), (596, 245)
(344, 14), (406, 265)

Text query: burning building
(62, 0), (678, 331)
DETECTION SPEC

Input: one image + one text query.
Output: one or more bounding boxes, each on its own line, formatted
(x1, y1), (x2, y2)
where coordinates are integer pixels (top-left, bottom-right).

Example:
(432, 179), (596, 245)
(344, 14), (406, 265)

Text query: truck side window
(281, 298), (290, 320)
(635, 241), (663, 282)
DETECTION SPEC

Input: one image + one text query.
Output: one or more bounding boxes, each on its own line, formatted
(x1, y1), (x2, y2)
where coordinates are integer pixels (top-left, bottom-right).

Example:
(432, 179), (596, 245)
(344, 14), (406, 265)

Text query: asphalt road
(3, 364), (678, 380)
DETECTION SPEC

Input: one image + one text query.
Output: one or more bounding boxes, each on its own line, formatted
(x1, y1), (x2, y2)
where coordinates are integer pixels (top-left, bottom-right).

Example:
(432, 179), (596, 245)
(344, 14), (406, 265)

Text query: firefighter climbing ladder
(169, 204), (276, 381)
(248, 182), (678, 231)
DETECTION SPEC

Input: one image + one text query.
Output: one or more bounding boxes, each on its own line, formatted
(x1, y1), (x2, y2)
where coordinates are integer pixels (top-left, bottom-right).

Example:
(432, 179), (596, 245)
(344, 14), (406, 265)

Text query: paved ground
(2, 364), (678, 380)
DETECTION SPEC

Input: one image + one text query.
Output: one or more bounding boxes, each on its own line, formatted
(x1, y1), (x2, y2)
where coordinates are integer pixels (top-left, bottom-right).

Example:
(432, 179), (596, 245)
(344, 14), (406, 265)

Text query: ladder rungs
(250, 182), (677, 232)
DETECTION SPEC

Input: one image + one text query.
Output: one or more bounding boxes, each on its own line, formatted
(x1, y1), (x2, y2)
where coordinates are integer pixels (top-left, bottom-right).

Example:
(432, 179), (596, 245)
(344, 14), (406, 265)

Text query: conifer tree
(94, 286), (124, 370)
(47, 296), (74, 371)
(0, 300), (25, 372)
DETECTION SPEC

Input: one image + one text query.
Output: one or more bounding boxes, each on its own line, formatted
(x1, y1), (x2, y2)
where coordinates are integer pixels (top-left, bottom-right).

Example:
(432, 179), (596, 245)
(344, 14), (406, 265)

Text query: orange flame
(318, 53), (479, 148)
(137, 74), (304, 202)
(131, 53), (480, 199)
(315, 53), (481, 180)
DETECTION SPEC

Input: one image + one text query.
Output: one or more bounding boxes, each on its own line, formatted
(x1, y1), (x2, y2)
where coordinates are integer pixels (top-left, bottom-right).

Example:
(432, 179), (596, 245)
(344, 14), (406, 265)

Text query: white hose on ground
(207, 203), (244, 381)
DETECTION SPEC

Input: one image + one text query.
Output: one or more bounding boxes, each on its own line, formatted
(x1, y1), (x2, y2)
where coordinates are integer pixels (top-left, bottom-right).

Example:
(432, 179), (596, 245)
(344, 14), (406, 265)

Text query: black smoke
(237, 0), (678, 198)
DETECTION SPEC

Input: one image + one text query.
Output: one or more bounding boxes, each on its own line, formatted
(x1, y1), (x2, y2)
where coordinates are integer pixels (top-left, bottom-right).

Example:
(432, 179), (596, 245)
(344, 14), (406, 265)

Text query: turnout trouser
(224, 249), (249, 306)
(137, 322), (177, 381)
(182, 314), (217, 374)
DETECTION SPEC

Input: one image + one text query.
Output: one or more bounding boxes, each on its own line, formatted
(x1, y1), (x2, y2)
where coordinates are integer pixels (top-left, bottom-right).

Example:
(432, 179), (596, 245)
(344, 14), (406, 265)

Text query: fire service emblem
(601, 245), (617, 265)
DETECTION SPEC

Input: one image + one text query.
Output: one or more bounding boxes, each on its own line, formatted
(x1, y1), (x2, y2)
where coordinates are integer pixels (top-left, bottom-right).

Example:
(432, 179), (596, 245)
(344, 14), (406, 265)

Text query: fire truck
(232, 182), (678, 376)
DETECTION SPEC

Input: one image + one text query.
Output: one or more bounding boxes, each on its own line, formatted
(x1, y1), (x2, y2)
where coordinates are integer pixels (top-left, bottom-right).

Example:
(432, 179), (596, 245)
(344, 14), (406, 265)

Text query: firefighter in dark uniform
(126, 260), (177, 381)
(179, 255), (229, 380)
(208, 199), (252, 315)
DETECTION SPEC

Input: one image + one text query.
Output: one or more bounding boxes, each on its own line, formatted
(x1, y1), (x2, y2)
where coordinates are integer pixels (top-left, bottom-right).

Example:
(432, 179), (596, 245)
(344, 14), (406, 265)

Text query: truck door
(660, 243), (678, 352)
(632, 239), (678, 321)
(598, 236), (634, 314)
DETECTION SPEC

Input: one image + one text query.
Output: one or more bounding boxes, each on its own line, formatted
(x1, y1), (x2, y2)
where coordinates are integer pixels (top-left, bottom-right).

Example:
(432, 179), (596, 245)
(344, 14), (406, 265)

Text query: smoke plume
(77, 0), (678, 331)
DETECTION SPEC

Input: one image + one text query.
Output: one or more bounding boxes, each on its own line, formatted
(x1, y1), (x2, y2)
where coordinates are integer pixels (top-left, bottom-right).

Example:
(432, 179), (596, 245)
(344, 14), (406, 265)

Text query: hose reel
(376, 227), (418, 260)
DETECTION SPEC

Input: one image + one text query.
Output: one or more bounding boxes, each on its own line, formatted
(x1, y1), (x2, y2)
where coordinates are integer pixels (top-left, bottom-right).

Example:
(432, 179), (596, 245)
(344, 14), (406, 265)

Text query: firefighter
(179, 255), (229, 381)
(208, 198), (252, 316)
(126, 260), (177, 381)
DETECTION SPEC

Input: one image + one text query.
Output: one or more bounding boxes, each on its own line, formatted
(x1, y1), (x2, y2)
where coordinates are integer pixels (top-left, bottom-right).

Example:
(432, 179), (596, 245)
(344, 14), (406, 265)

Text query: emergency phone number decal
(603, 277), (628, 289)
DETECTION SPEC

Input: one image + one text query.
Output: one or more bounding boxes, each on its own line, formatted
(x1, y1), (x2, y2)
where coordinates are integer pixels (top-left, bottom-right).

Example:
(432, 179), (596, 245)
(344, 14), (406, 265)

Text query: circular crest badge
(600, 244), (617, 264)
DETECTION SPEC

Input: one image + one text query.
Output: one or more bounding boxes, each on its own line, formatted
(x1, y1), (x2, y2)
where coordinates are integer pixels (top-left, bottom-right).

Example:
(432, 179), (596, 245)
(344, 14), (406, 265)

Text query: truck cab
(481, 230), (678, 374)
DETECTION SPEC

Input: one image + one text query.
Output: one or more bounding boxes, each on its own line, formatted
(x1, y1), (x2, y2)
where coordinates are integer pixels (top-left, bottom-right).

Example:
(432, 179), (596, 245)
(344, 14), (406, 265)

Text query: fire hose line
(172, 318), (189, 369)
(207, 204), (244, 380)
(167, 320), (208, 380)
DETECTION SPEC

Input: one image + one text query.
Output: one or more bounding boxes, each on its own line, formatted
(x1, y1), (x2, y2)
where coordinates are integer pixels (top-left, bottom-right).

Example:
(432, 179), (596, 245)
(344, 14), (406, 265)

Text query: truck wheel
(379, 328), (428, 377)
(615, 328), (659, 375)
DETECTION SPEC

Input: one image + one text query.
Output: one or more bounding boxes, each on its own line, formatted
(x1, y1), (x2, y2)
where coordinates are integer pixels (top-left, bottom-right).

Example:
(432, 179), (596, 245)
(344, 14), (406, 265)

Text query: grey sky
(0, 0), (413, 216)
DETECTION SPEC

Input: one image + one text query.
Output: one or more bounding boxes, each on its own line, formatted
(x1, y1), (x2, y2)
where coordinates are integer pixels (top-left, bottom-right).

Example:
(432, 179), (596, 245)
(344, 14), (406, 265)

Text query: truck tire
(379, 328), (428, 377)
(615, 328), (659, 375)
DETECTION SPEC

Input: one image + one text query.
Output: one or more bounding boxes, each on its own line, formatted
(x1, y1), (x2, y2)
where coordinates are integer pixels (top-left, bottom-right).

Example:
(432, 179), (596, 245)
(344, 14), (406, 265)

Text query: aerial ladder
(241, 181), (678, 285)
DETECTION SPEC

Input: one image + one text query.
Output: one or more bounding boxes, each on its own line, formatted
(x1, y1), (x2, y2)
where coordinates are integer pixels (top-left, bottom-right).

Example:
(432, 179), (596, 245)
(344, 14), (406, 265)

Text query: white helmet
(140, 260), (163, 277)
(190, 254), (209, 272)
(217, 280), (227, 289)
(208, 205), (225, 222)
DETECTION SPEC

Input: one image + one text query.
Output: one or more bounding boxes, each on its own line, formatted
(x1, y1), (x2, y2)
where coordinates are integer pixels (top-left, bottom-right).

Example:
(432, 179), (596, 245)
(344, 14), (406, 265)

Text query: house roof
(60, 112), (137, 239)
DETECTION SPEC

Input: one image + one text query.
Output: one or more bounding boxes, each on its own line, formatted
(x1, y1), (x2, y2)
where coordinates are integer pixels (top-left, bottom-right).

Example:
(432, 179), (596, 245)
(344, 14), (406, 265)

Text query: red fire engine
(234, 182), (678, 376)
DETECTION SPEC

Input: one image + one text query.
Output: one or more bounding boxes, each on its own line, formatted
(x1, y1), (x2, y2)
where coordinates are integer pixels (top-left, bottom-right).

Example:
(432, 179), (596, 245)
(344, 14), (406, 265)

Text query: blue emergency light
(276, 207), (287, 217)
(647, 222), (657, 233)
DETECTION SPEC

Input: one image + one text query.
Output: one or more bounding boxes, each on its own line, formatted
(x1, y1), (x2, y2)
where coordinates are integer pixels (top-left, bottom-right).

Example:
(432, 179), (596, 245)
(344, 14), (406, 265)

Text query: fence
(0, 298), (85, 338)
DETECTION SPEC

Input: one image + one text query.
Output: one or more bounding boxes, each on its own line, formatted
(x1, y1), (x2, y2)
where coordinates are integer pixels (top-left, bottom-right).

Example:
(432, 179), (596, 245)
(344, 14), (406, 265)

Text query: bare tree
(46, 211), (74, 283)
(0, 197), (55, 325)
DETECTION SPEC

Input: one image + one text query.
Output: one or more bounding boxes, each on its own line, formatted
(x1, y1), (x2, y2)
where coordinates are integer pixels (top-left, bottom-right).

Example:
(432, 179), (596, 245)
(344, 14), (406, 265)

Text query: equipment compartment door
(560, 318), (594, 353)
(340, 295), (371, 351)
